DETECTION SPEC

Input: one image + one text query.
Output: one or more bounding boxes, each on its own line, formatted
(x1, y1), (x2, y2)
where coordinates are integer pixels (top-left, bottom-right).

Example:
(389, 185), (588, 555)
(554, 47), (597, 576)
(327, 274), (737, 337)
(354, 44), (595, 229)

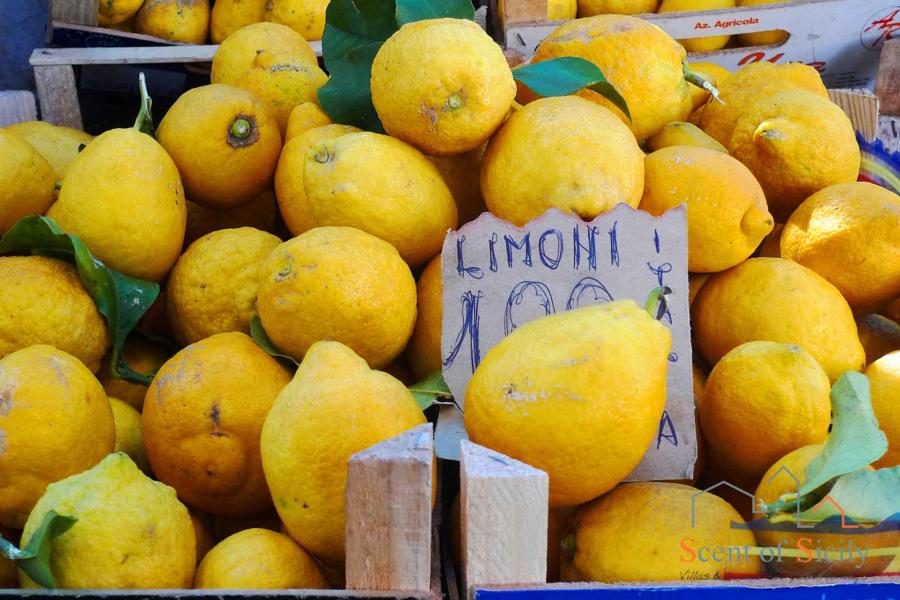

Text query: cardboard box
(500, 0), (899, 89)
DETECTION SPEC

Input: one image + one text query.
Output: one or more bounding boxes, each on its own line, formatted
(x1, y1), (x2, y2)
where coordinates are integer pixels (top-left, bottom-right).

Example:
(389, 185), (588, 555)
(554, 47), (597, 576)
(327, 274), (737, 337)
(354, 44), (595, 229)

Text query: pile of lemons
(0, 6), (898, 591)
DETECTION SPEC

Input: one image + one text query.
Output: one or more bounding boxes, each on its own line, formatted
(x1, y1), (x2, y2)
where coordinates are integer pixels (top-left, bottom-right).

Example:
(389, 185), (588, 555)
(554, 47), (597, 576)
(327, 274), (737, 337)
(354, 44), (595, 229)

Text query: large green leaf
(408, 370), (454, 411)
(317, 0), (399, 131)
(0, 216), (160, 384)
(512, 57), (632, 121)
(793, 467), (900, 524)
(766, 372), (888, 514)
(396, 0), (474, 25)
(0, 511), (76, 589)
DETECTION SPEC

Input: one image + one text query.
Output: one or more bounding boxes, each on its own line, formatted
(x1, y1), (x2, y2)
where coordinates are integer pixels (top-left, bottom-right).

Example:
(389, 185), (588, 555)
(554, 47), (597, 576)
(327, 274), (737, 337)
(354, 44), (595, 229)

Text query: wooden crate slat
(31, 46), (220, 67)
(346, 424), (435, 593)
(33, 64), (82, 129)
(51, 0), (97, 27)
(0, 91), (38, 127)
(875, 38), (900, 116)
(827, 89), (879, 142)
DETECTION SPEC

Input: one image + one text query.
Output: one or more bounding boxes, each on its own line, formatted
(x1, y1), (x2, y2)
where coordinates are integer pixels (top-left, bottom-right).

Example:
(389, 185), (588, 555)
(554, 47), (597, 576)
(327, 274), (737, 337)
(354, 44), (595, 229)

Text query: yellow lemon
(577, 0), (659, 15)
(3, 121), (93, 183)
(645, 122), (728, 153)
(167, 227), (281, 345)
(20, 453), (195, 588)
(756, 222), (783, 258)
(699, 61), (828, 146)
(157, 84), (282, 208)
(687, 61), (731, 110)
(409, 253), (442, 380)
(143, 332), (292, 517)
(48, 128), (186, 282)
(866, 351), (900, 469)
(701, 341), (831, 483)
(235, 51), (328, 133)
(261, 341), (426, 564)
(298, 132), (458, 267)
(134, 0), (210, 43)
(780, 182), (900, 313)
(185, 189), (279, 245)
(256, 227), (417, 368)
(688, 273), (710, 308)
(371, 18), (516, 156)
(431, 146), (488, 225)
(482, 96), (643, 226)
(857, 314), (900, 365)
(531, 15), (691, 140)
(210, 509), (282, 541)
(210, 0), (267, 43)
(0, 345), (114, 529)
(211, 22), (318, 86)
(465, 301), (671, 507)
(274, 124), (360, 235)
(109, 397), (150, 474)
(0, 130), (55, 234)
(571, 482), (763, 581)
(98, 335), (169, 411)
(0, 256), (110, 371)
(499, 0), (577, 22)
(285, 102), (332, 141)
(692, 258), (865, 381)
(195, 528), (328, 588)
(264, 0), (329, 41)
(730, 91), (860, 221)
(736, 0), (789, 46)
(658, 0), (735, 52)
(97, 0), (144, 25)
(640, 145), (774, 273)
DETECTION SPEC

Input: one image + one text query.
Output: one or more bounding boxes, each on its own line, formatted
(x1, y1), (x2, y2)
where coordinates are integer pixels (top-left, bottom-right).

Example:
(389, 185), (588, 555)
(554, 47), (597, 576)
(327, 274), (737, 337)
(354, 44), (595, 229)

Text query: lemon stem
(683, 65), (724, 105)
(230, 118), (252, 140)
(644, 286), (672, 321)
(132, 72), (155, 137)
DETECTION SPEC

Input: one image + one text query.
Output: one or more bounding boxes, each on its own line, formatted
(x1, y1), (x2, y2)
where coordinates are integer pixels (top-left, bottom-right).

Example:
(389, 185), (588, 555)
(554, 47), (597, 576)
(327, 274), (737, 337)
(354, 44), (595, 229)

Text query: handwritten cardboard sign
(440, 205), (696, 481)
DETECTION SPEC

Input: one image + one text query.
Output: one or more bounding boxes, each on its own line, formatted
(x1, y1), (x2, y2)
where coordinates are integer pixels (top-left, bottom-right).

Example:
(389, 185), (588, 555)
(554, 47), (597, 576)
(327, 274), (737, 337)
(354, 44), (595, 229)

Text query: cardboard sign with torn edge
(439, 205), (696, 481)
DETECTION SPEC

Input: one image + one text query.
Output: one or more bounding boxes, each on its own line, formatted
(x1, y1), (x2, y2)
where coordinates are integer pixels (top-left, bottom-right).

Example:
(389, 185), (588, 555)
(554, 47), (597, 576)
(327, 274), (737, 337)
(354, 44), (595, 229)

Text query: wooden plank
(52, 21), (184, 46)
(875, 38), (900, 116)
(345, 424), (434, 593)
(502, 0), (549, 26)
(33, 64), (82, 130)
(828, 88), (879, 142)
(460, 442), (548, 598)
(51, 0), (97, 27)
(31, 45), (220, 66)
(0, 91), (38, 127)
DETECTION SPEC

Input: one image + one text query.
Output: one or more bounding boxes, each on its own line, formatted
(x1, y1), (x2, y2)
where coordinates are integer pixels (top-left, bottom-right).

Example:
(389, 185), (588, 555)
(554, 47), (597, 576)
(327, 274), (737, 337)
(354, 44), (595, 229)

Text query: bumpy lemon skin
(2, 121), (93, 183)
(639, 145), (773, 273)
(211, 22), (318, 87)
(0, 256), (110, 372)
(134, 0), (210, 44)
(256, 227), (417, 369)
(481, 96), (643, 226)
(261, 341), (426, 564)
(531, 15), (691, 140)
(465, 301), (671, 508)
(0, 130), (55, 234)
(0, 345), (115, 529)
(47, 128), (186, 282)
(19, 453), (195, 589)
(142, 332), (292, 517)
(691, 257), (866, 382)
(264, 0), (330, 41)
(210, 0), (267, 43)
(371, 18), (517, 157)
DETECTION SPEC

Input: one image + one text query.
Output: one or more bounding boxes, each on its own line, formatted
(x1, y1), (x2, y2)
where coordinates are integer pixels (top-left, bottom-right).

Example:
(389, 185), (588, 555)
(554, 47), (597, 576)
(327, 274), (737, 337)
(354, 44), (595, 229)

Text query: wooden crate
(451, 442), (899, 600)
(0, 423), (442, 598)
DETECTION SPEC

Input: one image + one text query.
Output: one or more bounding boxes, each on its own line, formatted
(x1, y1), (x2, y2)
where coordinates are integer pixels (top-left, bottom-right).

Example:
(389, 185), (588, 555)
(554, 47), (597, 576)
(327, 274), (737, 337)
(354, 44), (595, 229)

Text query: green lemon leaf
(0, 216), (160, 385)
(766, 372), (888, 515)
(250, 316), (299, 366)
(317, 0), (398, 132)
(396, 0), (475, 25)
(512, 57), (631, 121)
(0, 510), (77, 589)
(791, 467), (900, 524)
(408, 370), (454, 411)
(133, 72), (155, 137)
